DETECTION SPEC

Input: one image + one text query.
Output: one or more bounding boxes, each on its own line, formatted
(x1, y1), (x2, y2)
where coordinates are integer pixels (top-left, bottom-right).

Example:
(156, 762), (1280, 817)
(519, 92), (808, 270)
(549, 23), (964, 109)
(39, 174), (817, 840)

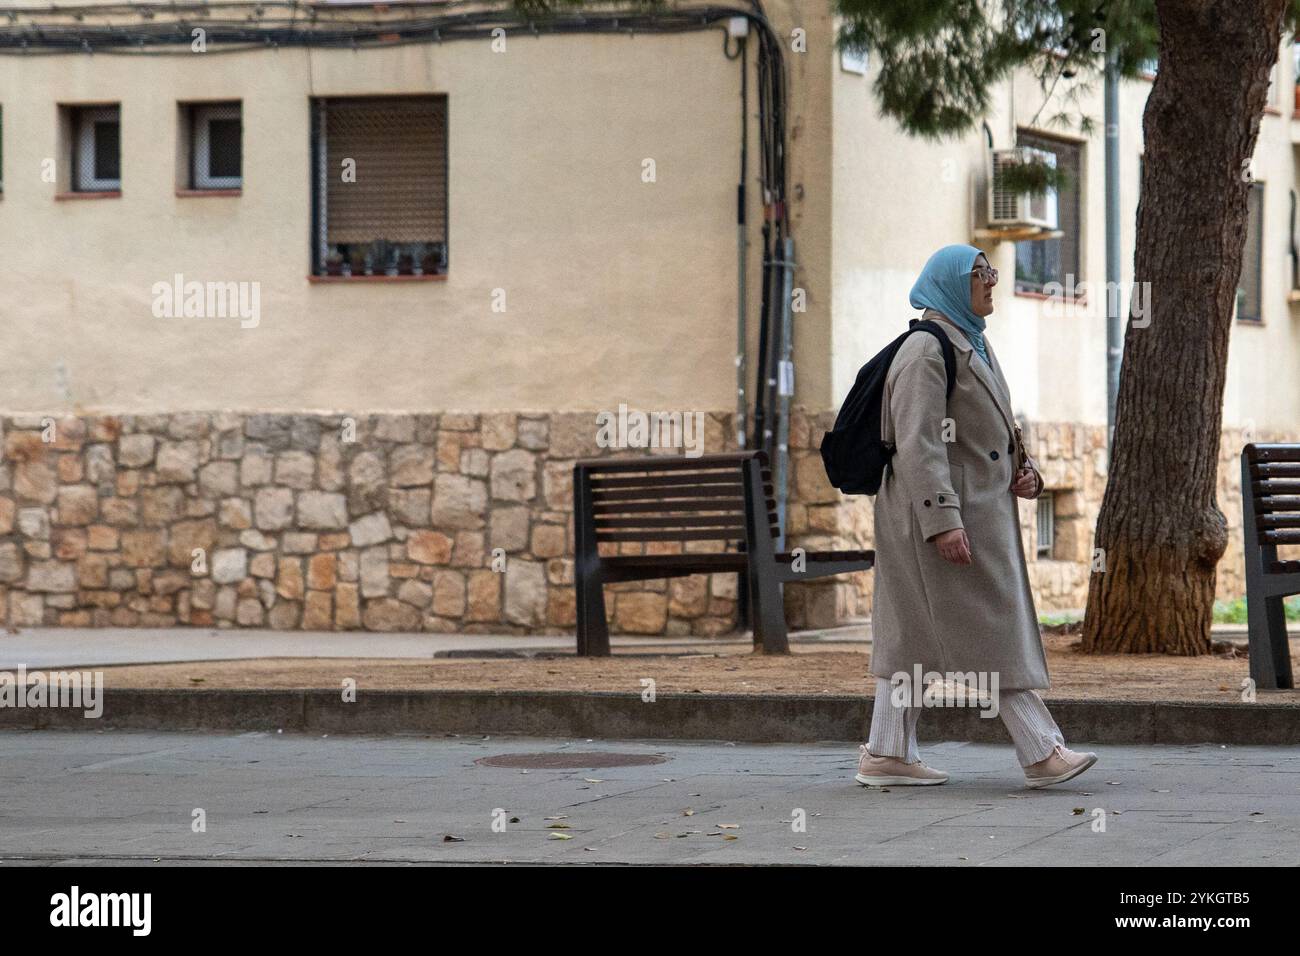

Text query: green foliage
(834, 0), (1161, 139)
(999, 155), (1073, 195)
(1038, 611), (1082, 626)
(1213, 596), (1300, 623)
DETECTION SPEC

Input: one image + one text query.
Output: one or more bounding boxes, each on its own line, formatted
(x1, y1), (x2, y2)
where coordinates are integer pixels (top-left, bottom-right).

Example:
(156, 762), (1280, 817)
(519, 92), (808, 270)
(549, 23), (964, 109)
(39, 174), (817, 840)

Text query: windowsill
(55, 190), (122, 200)
(1014, 288), (1088, 305)
(176, 188), (242, 198)
(308, 273), (448, 283)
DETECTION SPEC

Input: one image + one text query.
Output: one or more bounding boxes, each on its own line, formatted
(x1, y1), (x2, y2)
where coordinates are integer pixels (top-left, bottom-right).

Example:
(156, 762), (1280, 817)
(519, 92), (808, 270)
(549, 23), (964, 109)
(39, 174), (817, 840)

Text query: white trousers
(866, 677), (1065, 768)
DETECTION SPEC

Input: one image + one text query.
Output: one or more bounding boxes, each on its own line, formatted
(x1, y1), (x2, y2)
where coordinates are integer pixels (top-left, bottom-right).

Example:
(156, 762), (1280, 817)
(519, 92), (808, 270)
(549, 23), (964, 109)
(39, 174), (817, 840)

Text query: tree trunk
(1081, 0), (1286, 655)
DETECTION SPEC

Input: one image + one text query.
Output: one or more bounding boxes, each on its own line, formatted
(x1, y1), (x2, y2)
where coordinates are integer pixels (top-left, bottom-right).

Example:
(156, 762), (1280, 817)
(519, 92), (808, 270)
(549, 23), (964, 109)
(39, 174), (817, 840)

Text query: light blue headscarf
(908, 244), (991, 366)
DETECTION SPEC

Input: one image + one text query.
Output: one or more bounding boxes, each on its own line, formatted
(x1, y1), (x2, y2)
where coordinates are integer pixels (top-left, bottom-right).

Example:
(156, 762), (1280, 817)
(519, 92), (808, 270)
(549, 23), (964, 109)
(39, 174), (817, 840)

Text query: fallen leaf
(443, 835), (465, 843)
(550, 833), (573, 841)
(717, 823), (740, 829)
(547, 823), (571, 829)
(1071, 808), (1085, 815)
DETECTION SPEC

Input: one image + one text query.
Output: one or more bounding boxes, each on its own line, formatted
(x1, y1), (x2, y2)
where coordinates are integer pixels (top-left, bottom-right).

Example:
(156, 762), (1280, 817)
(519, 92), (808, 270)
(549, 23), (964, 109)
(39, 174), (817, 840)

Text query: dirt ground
(96, 632), (1300, 703)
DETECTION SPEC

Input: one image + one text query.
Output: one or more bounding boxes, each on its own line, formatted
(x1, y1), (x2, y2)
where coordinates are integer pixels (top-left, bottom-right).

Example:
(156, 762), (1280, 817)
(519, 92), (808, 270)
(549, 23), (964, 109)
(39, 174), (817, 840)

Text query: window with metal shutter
(313, 95), (448, 277)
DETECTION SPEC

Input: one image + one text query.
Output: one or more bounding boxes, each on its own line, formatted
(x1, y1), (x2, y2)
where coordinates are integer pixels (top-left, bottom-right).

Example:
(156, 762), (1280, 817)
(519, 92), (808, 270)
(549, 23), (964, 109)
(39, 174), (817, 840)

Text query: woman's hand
(933, 528), (972, 565)
(1011, 467), (1040, 499)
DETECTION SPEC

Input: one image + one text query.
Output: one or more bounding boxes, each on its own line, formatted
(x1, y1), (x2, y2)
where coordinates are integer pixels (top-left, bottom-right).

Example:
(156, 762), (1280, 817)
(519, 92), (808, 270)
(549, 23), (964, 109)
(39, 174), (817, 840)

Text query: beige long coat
(869, 309), (1050, 690)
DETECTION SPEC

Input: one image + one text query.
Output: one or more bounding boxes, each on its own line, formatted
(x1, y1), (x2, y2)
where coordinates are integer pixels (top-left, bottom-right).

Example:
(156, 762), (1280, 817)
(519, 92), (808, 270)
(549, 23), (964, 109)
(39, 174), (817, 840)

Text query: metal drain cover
(475, 752), (669, 770)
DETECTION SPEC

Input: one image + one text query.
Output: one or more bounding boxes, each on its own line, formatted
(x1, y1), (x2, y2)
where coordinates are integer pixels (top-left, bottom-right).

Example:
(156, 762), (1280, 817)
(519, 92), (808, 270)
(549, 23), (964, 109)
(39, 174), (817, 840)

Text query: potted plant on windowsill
(420, 244), (439, 276)
(324, 252), (345, 277)
(369, 239), (397, 277)
(1000, 157), (1072, 197)
(397, 247), (415, 276)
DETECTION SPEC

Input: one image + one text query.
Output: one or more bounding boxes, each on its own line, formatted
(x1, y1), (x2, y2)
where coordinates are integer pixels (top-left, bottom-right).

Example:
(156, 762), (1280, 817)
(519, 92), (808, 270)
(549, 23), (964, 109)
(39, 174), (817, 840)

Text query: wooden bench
(1241, 443), (1299, 689)
(572, 451), (874, 656)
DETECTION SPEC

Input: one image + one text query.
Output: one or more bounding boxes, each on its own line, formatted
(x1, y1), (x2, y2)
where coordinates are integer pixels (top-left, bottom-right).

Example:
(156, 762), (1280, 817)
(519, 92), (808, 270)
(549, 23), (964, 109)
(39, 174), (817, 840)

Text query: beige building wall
(0, 20), (764, 416)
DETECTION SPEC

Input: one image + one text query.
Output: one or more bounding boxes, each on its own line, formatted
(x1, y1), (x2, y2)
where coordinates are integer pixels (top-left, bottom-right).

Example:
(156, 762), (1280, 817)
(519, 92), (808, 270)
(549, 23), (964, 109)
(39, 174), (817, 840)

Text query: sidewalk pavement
(0, 729), (1294, 866)
(0, 622), (1279, 670)
(3, 625), (1295, 747)
(0, 627), (762, 670)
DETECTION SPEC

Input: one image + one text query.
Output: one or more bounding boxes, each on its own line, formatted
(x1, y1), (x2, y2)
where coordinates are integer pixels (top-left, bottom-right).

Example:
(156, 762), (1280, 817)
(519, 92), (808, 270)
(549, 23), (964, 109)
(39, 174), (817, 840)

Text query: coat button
(990, 450), (1000, 460)
(1007, 441), (1015, 453)
(937, 495), (945, 503)
(923, 499), (931, 507)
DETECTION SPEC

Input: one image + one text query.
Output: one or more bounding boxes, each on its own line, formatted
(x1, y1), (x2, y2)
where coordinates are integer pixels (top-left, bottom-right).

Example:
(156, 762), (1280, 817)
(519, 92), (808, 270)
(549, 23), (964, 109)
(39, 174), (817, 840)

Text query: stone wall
(0, 411), (750, 634)
(0, 411), (1284, 633)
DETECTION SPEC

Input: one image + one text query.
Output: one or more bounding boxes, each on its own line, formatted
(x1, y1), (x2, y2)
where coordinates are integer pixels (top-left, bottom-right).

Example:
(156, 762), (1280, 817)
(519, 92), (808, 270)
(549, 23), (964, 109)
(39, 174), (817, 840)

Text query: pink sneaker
(1024, 744), (1098, 789)
(854, 744), (949, 786)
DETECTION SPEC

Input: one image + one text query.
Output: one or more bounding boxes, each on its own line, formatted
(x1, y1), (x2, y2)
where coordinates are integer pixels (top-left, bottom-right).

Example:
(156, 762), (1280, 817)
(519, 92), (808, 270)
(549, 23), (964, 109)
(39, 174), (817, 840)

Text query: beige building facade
(0, 0), (1295, 633)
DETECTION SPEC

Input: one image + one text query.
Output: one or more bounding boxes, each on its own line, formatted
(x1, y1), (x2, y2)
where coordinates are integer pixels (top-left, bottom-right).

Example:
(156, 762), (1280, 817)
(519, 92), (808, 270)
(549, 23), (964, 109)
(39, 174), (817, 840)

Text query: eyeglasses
(971, 266), (999, 286)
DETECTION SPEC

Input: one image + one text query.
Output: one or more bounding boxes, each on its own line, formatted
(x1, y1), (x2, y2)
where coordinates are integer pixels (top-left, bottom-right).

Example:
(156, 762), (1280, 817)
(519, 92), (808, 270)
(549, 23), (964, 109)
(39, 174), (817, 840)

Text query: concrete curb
(1, 689), (1298, 744)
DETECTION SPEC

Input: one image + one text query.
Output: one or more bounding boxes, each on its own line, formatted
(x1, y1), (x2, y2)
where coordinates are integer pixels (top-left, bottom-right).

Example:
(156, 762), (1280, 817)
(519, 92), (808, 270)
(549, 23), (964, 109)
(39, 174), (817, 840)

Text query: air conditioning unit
(986, 147), (1058, 229)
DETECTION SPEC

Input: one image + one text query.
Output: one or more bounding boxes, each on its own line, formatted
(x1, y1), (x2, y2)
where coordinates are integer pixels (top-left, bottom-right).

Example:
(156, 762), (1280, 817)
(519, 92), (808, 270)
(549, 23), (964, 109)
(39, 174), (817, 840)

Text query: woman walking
(855, 244), (1097, 789)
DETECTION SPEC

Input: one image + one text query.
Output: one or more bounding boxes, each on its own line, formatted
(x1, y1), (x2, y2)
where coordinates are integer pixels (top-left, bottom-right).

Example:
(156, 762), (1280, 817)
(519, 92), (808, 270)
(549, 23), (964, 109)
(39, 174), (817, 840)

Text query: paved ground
(0, 622), (1278, 671)
(0, 627), (764, 669)
(1, 729), (1295, 865)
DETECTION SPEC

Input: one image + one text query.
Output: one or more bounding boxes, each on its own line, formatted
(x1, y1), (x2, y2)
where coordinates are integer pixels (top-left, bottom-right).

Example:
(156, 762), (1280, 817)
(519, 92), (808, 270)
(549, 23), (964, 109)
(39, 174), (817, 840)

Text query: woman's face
(969, 254), (996, 317)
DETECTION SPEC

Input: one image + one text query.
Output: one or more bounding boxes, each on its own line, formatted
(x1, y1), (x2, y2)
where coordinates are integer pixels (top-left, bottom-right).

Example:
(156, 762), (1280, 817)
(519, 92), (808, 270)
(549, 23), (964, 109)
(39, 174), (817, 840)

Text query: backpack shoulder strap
(906, 318), (958, 398)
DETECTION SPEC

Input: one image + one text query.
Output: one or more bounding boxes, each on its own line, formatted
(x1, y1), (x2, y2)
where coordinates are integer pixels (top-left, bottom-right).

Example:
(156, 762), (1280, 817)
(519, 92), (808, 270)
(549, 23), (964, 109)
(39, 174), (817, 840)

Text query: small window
(310, 95), (448, 277)
(1036, 493), (1055, 558)
(1014, 131), (1082, 297)
(189, 102), (242, 190)
(1238, 183), (1264, 322)
(72, 105), (121, 192)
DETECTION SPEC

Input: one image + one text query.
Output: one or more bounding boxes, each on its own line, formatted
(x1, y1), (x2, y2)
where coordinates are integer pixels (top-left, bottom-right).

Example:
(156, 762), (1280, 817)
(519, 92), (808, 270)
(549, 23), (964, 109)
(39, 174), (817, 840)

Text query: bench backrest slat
(590, 472), (747, 490)
(576, 451), (779, 549)
(1244, 444), (1300, 553)
(1248, 444), (1300, 463)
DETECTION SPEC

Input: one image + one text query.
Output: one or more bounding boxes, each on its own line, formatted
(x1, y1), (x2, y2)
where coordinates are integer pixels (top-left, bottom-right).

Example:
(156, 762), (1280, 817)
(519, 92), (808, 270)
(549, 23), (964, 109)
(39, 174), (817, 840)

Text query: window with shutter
(310, 95), (448, 278)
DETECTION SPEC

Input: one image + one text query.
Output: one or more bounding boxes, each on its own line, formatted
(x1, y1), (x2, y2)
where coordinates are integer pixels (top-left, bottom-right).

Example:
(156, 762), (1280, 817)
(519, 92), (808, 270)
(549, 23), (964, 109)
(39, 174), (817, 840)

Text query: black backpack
(819, 318), (957, 496)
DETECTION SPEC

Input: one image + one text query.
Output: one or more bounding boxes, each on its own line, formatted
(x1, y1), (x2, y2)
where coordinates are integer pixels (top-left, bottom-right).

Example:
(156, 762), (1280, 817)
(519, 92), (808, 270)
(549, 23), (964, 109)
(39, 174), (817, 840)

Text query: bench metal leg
(1247, 590), (1294, 690)
(748, 563), (788, 654)
(573, 464), (610, 657)
(575, 562), (610, 657)
(742, 457), (789, 654)
(1242, 451), (1295, 690)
